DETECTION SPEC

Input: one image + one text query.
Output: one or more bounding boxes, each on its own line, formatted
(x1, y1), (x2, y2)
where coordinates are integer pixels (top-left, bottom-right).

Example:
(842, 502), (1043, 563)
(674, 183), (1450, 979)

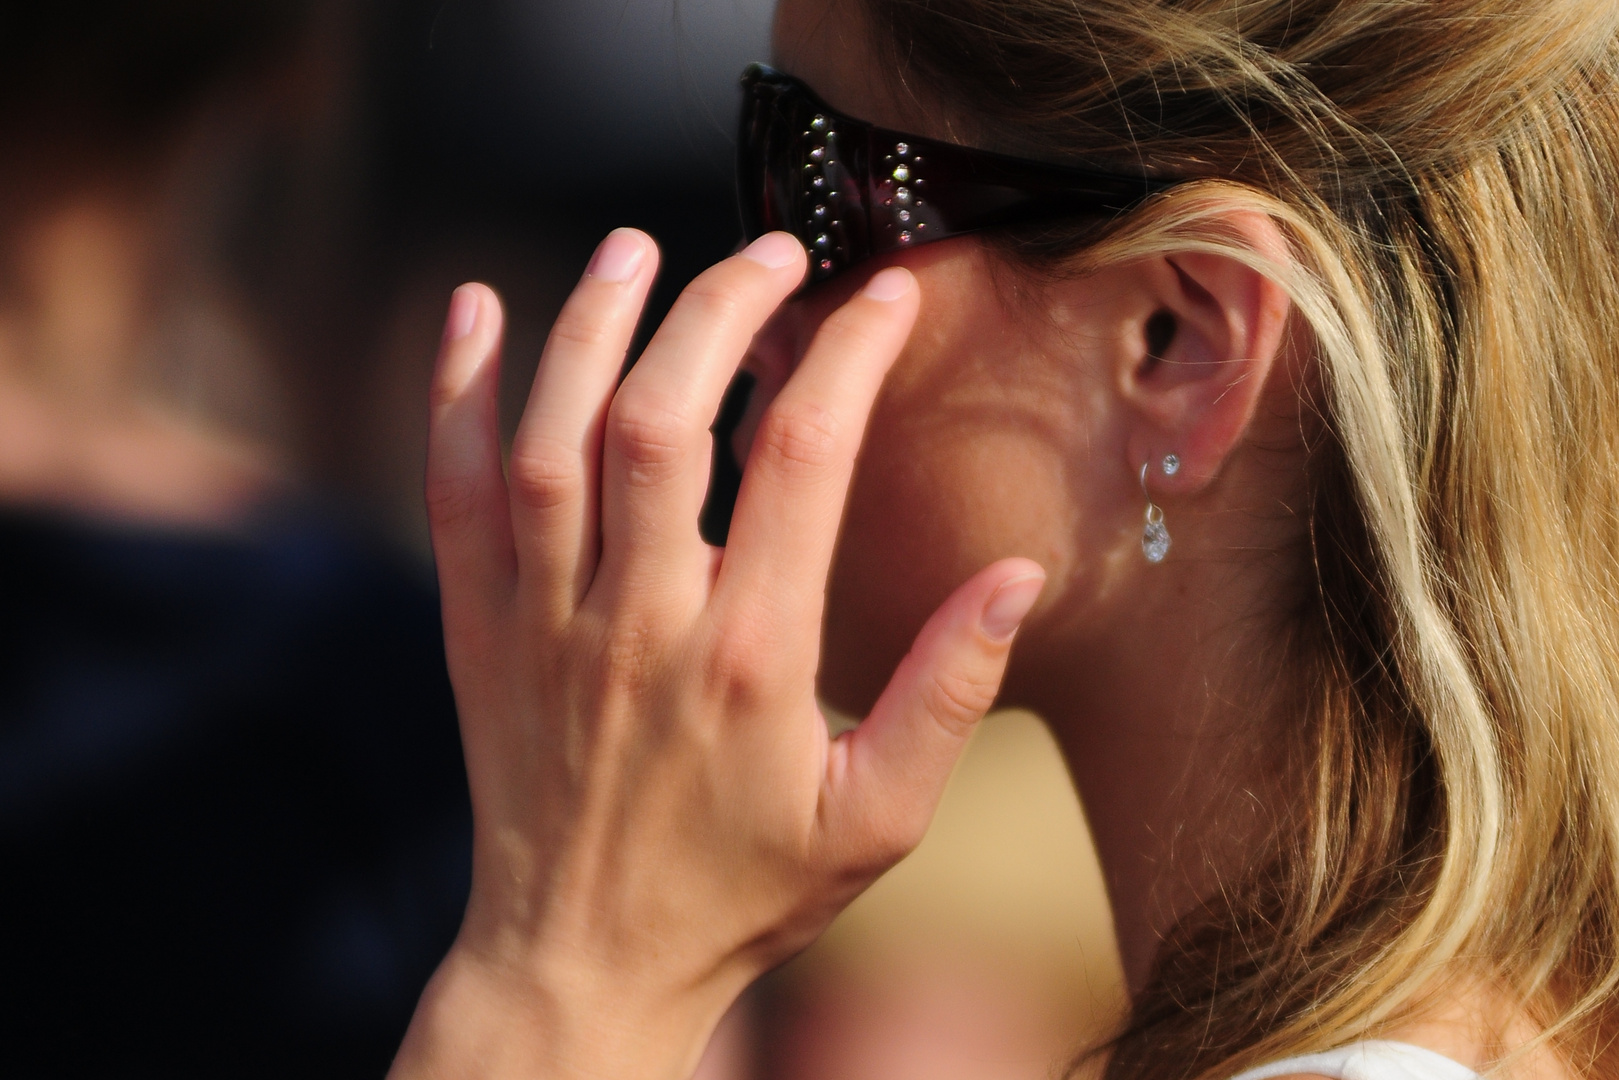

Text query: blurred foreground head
(0, 0), (348, 527)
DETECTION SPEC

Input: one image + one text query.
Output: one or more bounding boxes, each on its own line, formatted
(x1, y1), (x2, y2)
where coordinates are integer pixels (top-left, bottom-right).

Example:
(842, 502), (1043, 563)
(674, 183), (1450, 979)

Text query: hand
(390, 230), (1046, 1080)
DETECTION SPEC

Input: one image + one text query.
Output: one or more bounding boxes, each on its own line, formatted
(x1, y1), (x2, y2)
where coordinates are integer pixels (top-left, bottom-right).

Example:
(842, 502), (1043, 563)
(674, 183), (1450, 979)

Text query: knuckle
(427, 365), (469, 411)
(677, 276), (747, 327)
(607, 395), (690, 480)
(754, 401), (842, 476)
(816, 306), (887, 356)
(707, 617), (783, 693)
(424, 471), (484, 529)
(508, 436), (584, 512)
(921, 667), (997, 736)
(708, 620), (759, 678)
(863, 806), (929, 867)
(548, 306), (612, 352)
(589, 613), (684, 695)
(602, 623), (658, 681)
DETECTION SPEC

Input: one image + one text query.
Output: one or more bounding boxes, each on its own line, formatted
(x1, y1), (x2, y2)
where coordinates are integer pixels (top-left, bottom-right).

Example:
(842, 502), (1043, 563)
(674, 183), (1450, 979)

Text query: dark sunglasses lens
(739, 80), (795, 243)
(737, 90), (768, 239)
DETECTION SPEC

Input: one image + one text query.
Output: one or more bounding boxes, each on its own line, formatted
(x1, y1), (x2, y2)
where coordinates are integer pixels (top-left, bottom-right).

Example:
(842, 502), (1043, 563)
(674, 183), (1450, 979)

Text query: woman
(390, 0), (1619, 1076)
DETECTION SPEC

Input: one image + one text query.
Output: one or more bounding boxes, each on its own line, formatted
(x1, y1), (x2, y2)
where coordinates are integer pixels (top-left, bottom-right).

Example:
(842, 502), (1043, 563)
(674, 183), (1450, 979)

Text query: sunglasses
(738, 63), (1182, 284)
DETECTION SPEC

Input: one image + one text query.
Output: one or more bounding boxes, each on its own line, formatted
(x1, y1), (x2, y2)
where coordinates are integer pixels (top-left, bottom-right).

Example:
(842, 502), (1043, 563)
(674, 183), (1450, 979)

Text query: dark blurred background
(316, 0), (772, 549)
(0, 2), (769, 1075)
(0, 3), (1121, 1077)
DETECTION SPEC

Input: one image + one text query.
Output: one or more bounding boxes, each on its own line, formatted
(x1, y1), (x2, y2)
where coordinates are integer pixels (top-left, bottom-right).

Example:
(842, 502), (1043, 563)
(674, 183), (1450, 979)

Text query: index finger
(714, 266), (919, 622)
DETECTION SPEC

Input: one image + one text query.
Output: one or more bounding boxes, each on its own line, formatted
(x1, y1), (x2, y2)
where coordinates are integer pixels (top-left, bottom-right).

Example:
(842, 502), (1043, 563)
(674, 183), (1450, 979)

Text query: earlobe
(1120, 217), (1293, 492)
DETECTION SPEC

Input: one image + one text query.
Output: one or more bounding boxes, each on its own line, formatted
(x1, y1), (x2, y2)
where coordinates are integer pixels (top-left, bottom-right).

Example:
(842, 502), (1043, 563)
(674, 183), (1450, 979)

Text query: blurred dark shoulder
(0, 501), (459, 816)
(0, 504), (468, 1079)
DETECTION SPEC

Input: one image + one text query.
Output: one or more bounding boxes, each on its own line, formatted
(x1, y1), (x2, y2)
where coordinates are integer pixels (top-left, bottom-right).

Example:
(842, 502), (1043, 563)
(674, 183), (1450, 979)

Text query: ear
(1118, 212), (1293, 492)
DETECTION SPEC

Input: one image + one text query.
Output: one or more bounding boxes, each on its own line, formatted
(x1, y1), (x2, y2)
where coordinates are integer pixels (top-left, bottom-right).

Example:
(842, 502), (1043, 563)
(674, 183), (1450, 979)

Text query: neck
(1005, 456), (1309, 994)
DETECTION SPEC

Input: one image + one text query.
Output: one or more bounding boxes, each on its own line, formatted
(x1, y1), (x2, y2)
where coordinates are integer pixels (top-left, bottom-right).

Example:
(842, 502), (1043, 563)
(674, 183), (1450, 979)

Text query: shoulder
(1225, 1041), (1480, 1080)
(1378, 978), (1577, 1080)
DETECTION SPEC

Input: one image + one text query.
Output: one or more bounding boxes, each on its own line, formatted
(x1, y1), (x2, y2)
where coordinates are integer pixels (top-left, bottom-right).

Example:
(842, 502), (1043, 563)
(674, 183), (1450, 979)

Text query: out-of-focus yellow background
(747, 710), (1125, 1080)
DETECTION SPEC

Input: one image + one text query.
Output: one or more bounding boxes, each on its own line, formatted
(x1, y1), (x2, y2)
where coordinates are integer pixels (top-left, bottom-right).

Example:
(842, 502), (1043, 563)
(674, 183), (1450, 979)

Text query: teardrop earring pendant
(1140, 455), (1179, 564)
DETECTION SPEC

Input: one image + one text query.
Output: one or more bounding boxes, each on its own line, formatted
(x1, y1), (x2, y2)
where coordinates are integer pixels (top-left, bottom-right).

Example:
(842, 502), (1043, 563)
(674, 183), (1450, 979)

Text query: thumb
(824, 558), (1046, 867)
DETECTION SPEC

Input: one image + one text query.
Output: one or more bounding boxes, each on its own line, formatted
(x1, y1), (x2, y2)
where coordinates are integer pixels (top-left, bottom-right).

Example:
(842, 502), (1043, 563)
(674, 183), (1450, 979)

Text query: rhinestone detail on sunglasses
(739, 63), (1184, 284)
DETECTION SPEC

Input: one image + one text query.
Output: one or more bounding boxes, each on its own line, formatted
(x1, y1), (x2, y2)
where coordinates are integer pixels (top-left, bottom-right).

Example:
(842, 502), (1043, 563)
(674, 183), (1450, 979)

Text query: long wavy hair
(858, 0), (1619, 1075)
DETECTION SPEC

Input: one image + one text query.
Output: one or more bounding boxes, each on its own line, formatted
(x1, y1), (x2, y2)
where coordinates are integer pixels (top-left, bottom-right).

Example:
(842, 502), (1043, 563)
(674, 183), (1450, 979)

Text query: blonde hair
(862, 0), (1619, 1075)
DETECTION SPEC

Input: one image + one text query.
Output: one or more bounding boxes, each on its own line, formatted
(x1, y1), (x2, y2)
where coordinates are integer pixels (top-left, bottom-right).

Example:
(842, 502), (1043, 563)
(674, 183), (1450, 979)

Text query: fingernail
(586, 229), (646, 283)
(741, 232), (803, 270)
(980, 573), (1045, 642)
(861, 266), (912, 302)
(444, 285), (480, 343)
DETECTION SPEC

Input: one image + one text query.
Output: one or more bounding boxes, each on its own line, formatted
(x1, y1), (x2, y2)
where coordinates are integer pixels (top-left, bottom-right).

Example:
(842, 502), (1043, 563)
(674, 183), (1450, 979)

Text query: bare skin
(387, 3), (1570, 1078)
(392, 232), (1051, 1080)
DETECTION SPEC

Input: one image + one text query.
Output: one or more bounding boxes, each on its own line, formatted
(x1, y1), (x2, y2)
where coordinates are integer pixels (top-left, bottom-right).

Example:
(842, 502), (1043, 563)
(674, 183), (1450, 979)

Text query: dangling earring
(1140, 454), (1179, 563)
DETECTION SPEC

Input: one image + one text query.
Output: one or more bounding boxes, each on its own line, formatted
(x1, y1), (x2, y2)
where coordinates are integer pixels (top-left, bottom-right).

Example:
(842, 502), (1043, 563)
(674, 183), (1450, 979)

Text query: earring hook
(1140, 458), (1172, 563)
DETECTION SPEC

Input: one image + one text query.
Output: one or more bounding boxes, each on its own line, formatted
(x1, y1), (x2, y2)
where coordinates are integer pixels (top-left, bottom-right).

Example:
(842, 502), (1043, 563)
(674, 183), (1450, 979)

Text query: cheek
(818, 402), (1082, 716)
(792, 241), (1115, 714)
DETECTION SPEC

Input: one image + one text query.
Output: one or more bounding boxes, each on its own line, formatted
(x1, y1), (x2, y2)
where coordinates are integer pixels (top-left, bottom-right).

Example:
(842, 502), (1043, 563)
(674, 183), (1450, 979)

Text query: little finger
(426, 284), (517, 642)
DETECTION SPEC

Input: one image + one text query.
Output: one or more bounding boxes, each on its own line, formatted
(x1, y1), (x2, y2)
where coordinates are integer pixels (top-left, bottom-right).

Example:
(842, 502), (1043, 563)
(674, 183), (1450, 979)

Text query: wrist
(389, 942), (739, 1080)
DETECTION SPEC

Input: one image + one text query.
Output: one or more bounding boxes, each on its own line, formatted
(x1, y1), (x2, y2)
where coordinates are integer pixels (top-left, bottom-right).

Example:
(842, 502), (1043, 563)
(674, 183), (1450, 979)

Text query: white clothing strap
(1226, 1040), (1478, 1080)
